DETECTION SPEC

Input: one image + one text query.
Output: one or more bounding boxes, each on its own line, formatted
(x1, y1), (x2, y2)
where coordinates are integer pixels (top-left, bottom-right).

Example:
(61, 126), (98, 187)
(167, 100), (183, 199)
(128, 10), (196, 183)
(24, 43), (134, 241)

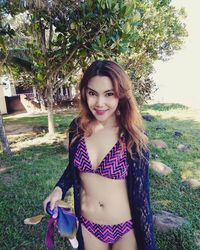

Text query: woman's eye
(88, 91), (96, 96)
(106, 92), (114, 96)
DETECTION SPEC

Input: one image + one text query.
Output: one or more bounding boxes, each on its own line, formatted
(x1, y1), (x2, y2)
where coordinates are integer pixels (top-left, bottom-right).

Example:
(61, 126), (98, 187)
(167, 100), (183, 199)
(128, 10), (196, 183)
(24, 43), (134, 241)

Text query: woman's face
(86, 76), (119, 125)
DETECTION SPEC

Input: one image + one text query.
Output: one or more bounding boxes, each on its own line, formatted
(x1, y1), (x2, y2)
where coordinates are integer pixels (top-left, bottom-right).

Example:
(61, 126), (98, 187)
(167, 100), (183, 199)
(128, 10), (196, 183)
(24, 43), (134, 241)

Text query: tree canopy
(0, 0), (187, 133)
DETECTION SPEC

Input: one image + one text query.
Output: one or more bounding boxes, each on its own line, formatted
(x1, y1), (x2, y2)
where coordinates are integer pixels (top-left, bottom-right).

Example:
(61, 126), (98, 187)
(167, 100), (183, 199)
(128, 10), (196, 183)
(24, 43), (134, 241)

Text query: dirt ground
(5, 123), (35, 135)
(4, 123), (66, 152)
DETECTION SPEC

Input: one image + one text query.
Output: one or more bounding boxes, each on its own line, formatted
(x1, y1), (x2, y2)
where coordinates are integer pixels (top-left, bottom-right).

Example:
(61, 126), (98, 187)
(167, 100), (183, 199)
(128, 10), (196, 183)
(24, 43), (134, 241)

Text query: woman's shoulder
(68, 116), (81, 133)
(125, 137), (150, 163)
(68, 116), (81, 139)
(69, 116), (80, 127)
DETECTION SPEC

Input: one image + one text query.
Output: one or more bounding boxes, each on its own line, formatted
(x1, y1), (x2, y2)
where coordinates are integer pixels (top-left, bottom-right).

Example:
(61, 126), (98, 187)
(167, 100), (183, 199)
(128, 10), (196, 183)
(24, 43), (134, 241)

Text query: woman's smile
(95, 109), (108, 115)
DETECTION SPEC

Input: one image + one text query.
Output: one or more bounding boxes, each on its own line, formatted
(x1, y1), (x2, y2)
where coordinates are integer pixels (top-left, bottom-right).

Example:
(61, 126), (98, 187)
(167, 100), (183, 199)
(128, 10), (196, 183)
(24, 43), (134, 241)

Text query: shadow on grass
(142, 102), (189, 112)
(4, 112), (75, 126)
(0, 143), (74, 250)
(4, 114), (48, 124)
(145, 114), (200, 146)
(2, 112), (75, 138)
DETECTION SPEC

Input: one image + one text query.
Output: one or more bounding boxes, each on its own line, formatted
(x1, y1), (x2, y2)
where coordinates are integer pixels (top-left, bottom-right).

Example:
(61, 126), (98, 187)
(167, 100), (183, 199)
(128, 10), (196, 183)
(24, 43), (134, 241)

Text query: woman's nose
(96, 96), (105, 106)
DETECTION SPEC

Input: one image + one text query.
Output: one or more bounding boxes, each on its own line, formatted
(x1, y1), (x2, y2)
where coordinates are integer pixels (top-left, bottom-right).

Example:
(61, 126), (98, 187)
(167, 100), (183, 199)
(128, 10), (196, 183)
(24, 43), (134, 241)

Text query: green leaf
(113, 3), (119, 11)
(124, 22), (131, 33)
(119, 45), (128, 53)
(131, 12), (141, 22)
(70, 22), (76, 30)
(110, 43), (116, 49)
(56, 34), (64, 45)
(96, 37), (101, 46)
(36, 73), (45, 81)
(125, 5), (133, 16)
(106, 0), (112, 9)
(79, 49), (87, 58)
(0, 37), (6, 52)
(100, 1), (106, 9)
(91, 43), (99, 51)
(120, 6), (127, 16)
(100, 35), (106, 45)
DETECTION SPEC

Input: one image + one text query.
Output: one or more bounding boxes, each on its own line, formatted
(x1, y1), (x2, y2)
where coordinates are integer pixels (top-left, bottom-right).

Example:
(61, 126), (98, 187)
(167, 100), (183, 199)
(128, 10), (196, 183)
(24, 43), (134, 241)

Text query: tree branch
(48, 19), (53, 51)
(53, 60), (80, 94)
(48, 44), (80, 79)
(39, 18), (48, 65)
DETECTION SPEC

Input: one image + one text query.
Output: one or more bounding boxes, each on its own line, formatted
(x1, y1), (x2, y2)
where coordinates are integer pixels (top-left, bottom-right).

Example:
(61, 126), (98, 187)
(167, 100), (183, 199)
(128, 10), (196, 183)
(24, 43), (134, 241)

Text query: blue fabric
(55, 118), (156, 250)
(45, 202), (78, 249)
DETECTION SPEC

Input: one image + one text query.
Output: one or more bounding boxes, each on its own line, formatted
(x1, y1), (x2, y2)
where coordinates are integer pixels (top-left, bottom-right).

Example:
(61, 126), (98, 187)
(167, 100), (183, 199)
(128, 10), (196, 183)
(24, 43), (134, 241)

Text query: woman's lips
(95, 109), (108, 115)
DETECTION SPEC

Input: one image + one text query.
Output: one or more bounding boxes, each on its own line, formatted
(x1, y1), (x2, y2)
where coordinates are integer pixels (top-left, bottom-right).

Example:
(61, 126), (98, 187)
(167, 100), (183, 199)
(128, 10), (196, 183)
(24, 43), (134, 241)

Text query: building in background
(0, 74), (78, 114)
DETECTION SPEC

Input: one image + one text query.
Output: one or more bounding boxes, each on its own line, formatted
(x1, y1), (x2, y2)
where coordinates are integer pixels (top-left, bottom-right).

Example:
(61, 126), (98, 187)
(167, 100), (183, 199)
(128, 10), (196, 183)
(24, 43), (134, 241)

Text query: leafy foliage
(118, 0), (187, 104)
(0, 0), (187, 131)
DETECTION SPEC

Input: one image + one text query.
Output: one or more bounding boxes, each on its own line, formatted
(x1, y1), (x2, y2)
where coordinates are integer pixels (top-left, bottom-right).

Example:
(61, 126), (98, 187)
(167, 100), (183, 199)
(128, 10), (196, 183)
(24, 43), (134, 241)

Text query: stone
(174, 131), (183, 137)
(182, 178), (200, 189)
(195, 232), (200, 246)
(150, 161), (172, 176)
(155, 126), (166, 131)
(150, 139), (168, 149)
(153, 211), (188, 232)
(0, 159), (6, 168)
(177, 143), (192, 152)
(33, 125), (48, 134)
(142, 114), (155, 122)
(151, 153), (159, 159)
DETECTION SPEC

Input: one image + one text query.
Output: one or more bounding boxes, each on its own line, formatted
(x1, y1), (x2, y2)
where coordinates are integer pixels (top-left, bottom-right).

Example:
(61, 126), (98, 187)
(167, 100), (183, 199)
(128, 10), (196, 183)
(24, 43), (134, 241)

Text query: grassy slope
(0, 104), (199, 250)
(142, 103), (200, 250)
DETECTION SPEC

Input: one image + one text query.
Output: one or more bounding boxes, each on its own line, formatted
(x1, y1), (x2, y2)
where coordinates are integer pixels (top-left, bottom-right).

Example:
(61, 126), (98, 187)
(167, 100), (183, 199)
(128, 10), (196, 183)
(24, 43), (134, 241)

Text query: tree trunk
(46, 81), (55, 135)
(47, 104), (55, 135)
(39, 96), (46, 112)
(0, 111), (12, 155)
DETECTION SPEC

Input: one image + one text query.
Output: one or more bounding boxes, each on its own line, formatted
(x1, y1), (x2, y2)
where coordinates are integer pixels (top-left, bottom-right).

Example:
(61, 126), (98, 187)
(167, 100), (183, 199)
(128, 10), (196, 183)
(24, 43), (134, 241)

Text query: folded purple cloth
(45, 217), (55, 249)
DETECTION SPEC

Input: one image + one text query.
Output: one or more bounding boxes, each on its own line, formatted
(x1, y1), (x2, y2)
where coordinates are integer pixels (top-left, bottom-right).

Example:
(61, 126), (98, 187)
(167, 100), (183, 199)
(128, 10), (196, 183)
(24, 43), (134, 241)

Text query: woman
(43, 60), (156, 250)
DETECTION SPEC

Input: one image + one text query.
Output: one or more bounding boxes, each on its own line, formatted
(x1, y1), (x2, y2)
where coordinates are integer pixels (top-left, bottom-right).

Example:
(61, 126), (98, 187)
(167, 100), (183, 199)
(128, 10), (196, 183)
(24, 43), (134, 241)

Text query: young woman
(43, 60), (156, 250)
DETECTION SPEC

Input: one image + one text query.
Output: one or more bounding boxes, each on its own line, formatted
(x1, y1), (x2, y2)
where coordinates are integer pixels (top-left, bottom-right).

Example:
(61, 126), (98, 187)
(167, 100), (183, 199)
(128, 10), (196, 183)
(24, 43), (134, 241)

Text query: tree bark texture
(46, 81), (55, 135)
(0, 112), (12, 155)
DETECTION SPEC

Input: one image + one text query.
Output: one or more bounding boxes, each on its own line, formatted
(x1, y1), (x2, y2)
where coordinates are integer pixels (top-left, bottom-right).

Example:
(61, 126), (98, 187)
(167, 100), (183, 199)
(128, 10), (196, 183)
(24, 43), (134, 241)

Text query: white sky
(152, 0), (200, 108)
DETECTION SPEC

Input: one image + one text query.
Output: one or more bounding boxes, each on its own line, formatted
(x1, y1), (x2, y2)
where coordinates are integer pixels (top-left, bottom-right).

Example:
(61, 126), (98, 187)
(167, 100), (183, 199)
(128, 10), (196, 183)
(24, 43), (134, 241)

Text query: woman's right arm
(43, 162), (73, 211)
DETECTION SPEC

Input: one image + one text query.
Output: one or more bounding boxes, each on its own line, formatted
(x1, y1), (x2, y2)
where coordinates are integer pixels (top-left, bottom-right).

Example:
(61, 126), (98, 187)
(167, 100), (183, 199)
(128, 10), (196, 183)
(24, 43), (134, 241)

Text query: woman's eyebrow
(87, 87), (114, 93)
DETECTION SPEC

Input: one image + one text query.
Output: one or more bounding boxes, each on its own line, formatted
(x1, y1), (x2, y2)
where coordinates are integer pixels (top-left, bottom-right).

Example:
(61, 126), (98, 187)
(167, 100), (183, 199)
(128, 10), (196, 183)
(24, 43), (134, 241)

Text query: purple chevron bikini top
(74, 135), (129, 180)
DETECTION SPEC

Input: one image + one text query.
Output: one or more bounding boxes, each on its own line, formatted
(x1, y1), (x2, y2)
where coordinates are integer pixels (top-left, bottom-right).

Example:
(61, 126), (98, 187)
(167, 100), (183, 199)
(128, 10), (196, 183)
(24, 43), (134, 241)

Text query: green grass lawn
(0, 104), (200, 250)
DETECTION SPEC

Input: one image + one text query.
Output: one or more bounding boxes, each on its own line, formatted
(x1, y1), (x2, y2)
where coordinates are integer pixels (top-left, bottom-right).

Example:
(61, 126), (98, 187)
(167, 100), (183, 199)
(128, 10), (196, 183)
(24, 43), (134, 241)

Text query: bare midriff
(80, 172), (132, 225)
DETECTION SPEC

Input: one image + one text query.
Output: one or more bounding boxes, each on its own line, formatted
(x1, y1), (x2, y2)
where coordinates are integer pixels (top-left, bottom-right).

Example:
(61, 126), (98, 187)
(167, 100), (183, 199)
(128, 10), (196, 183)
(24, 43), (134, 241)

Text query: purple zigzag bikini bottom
(80, 216), (133, 244)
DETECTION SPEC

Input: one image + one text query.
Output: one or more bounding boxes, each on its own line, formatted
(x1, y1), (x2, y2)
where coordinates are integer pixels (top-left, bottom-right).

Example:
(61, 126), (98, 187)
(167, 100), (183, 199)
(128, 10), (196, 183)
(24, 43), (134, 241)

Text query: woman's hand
(43, 186), (63, 213)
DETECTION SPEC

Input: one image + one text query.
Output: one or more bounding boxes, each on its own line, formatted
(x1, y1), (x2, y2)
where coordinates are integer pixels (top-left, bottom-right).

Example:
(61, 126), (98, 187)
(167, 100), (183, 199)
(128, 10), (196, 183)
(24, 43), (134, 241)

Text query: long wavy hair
(72, 60), (148, 158)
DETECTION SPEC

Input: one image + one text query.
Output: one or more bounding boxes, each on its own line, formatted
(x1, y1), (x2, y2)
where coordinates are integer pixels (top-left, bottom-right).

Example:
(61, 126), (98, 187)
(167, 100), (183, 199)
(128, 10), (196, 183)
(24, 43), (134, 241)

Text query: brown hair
(72, 60), (148, 158)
